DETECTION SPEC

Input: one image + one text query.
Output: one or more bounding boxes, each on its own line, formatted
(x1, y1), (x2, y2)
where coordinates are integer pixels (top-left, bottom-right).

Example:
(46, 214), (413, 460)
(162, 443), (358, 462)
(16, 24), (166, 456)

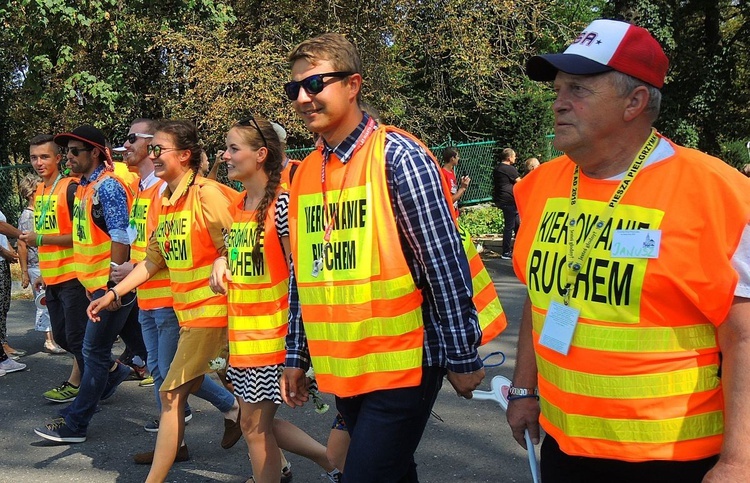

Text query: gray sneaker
(0, 358), (26, 373)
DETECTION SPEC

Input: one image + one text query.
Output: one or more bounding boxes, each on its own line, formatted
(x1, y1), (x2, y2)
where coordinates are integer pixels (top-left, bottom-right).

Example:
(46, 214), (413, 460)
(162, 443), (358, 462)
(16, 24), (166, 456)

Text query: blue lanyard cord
(481, 351), (506, 368)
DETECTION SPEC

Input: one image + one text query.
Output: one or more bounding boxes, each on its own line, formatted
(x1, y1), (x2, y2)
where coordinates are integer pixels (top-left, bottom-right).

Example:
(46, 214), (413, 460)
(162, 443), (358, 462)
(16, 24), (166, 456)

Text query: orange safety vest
(290, 126), (424, 397)
(513, 136), (750, 462)
(130, 179), (172, 310)
(436, 159), (507, 345)
(35, 177), (77, 285)
(73, 171), (133, 292)
(155, 176), (232, 328)
(226, 190), (289, 368)
(280, 158), (301, 190)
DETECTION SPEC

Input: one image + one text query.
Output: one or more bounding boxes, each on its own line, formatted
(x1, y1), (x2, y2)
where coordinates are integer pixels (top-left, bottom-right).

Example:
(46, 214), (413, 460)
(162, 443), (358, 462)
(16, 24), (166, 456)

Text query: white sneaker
(0, 368), (6, 376)
(0, 358), (27, 373)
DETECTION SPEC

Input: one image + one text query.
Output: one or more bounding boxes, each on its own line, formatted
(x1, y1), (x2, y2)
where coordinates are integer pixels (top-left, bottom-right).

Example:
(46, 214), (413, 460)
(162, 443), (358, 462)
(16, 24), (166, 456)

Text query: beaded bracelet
(507, 394), (540, 402)
(36, 234), (43, 246)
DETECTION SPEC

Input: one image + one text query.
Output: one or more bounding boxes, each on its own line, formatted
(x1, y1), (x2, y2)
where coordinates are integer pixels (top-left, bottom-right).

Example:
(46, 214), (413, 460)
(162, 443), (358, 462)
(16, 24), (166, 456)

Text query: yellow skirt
(161, 326), (228, 392)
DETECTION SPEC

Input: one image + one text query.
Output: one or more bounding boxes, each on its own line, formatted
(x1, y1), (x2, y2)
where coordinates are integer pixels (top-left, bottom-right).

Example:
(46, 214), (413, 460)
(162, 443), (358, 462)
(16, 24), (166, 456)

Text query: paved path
(0, 253), (534, 483)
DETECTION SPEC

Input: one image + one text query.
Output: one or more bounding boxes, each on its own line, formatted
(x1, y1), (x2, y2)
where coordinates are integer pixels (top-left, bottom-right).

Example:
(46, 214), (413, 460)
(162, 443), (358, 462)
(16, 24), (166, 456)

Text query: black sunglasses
(66, 146), (93, 156)
(147, 145), (181, 157)
(283, 71), (355, 101)
(126, 133), (154, 144)
(238, 115), (268, 148)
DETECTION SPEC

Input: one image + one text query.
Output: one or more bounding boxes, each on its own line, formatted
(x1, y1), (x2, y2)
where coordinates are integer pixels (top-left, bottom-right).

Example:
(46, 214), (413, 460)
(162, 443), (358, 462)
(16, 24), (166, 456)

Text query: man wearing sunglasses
(34, 125), (147, 444)
(281, 34), (484, 482)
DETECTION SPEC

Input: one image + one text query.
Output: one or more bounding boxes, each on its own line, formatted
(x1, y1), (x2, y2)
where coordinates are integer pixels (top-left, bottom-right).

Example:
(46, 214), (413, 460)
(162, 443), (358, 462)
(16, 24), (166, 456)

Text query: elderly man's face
(551, 72), (630, 160)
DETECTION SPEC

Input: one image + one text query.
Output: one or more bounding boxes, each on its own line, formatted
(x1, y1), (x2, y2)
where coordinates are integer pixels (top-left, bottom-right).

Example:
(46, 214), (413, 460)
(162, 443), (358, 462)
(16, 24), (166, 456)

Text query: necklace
(227, 194), (259, 262)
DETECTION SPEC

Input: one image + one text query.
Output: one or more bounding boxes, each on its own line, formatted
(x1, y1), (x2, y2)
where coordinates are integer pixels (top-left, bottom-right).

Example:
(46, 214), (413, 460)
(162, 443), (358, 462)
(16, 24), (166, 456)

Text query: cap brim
(53, 132), (105, 150)
(526, 53), (613, 81)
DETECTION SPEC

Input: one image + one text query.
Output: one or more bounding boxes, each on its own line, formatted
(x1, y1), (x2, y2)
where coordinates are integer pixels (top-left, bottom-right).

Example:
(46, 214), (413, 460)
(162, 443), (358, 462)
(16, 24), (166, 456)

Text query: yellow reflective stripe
(473, 267), (493, 291)
(298, 272), (415, 304)
(230, 311), (287, 331)
(230, 338), (285, 355)
(39, 249), (75, 262)
(537, 358), (720, 399)
(39, 263), (76, 278)
(305, 310), (422, 342)
(137, 285), (173, 301)
(173, 285), (216, 304)
(79, 273), (109, 291)
(170, 265), (213, 283)
(175, 304), (227, 321)
(314, 347), (422, 378)
(532, 311), (717, 352)
(479, 299), (504, 329)
(540, 397), (723, 443)
(228, 280), (288, 304)
(74, 243), (111, 257)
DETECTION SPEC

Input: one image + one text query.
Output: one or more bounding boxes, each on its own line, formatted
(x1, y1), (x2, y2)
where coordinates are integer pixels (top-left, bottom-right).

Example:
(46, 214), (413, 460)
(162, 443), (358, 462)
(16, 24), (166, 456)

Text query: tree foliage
(1, 0), (748, 168)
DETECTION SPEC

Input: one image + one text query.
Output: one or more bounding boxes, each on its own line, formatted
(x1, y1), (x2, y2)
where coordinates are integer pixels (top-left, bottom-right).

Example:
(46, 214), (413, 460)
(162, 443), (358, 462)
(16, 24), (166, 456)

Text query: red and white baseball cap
(526, 19), (669, 88)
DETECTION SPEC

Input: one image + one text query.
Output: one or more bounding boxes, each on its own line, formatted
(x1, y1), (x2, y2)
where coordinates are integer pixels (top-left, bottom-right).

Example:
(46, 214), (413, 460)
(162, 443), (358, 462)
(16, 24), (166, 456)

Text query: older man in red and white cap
(507, 19), (750, 482)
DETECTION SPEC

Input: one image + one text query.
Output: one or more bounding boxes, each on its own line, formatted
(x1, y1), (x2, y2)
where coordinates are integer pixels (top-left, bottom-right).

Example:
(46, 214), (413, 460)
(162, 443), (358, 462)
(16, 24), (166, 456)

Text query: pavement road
(0, 252), (535, 483)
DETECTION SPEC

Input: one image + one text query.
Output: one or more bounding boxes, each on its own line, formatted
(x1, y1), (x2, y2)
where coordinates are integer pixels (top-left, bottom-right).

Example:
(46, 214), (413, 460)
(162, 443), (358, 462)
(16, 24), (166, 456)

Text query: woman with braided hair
(210, 116), (341, 483)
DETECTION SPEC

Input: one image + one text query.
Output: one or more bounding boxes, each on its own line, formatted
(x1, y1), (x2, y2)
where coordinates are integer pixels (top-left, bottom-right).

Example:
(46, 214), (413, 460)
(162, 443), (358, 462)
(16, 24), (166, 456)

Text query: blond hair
(19, 173), (42, 201)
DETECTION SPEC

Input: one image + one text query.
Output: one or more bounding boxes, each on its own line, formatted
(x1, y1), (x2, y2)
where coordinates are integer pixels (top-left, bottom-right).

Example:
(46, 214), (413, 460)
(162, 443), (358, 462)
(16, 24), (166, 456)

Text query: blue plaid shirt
(286, 114), (482, 374)
(79, 164), (130, 244)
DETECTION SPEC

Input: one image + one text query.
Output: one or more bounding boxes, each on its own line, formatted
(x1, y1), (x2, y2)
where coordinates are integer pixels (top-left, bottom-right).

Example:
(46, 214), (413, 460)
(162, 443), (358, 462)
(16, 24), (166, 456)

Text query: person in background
(492, 147), (521, 259)
(441, 147), (470, 212)
(524, 157), (540, 174)
(0, 208), (21, 359)
(20, 134), (85, 403)
(17, 173), (64, 354)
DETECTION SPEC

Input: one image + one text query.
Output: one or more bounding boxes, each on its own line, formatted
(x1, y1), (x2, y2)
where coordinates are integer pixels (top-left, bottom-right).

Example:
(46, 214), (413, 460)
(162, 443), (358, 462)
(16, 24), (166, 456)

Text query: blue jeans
(46, 278), (90, 374)
(63, 289), (145, 434)
(140, 307), (234, 413)
(337, 366), (446, 483)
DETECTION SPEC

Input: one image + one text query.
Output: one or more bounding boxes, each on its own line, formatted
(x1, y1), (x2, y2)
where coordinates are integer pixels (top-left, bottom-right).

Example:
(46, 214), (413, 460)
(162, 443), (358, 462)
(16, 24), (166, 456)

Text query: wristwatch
(508, 385), (538, 397)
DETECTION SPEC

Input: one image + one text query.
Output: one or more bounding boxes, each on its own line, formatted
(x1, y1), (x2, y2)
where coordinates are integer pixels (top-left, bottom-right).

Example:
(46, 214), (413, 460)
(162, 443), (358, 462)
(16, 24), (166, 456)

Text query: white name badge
(539, 301), (580, 356)
(611, 229), (661, 259)
(126, 225), (138, 245)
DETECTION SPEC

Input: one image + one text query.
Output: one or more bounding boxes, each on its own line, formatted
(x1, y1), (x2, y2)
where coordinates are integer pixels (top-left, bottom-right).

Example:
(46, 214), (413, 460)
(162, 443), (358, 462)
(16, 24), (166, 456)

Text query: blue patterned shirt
(79, 164), (130, 244)
(286, 114), (482, 374)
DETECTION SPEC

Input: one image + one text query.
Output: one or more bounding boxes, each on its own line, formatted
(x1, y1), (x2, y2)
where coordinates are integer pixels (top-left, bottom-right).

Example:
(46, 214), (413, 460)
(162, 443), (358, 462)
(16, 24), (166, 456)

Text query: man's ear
(623, 86), (650, 122)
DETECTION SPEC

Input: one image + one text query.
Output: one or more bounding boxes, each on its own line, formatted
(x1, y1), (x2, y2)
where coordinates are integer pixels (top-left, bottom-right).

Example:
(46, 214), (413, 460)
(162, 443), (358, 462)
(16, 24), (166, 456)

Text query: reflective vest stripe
(311, 346), (423, 377)
(36, 178), (77, 284)
(175, 304), (227, 326)
(169, 265), (213, 283)
(315, 369), (423, 400)
(172, 285), (216, 305)
(298, 292), (423, 324)
(230, 353), (286, 368)
(228, 313), (287, 332)
(227, 279), (287, 304)
(540, 397), (723, 444)
(304, 313), (425, 342)
(296, 272), (418, 306)
(532, 311), (717, 352)
(537, 357), (720, 399)
(136, 285), (172, 304)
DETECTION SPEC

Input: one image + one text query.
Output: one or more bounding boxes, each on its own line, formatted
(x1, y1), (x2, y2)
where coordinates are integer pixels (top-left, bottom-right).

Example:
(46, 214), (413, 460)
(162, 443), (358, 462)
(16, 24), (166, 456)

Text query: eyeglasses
(238, 115), (268, 148)
(126, 133), (154, 144)
(283, 71), (355, 101)
(147, 145), (181, 157)
(66, 146), (93, 156)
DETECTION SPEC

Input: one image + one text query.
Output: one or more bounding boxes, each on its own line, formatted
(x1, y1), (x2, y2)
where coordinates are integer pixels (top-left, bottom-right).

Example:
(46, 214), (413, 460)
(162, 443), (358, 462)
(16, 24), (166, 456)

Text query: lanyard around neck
(563, 129), (659, 305)
(36, 174), (63, 231)
(320, 117), (377, 244)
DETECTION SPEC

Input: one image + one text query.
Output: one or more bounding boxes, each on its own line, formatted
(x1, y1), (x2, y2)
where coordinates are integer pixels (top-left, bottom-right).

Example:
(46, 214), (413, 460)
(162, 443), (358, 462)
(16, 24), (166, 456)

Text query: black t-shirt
(492, 163), (520, 206)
